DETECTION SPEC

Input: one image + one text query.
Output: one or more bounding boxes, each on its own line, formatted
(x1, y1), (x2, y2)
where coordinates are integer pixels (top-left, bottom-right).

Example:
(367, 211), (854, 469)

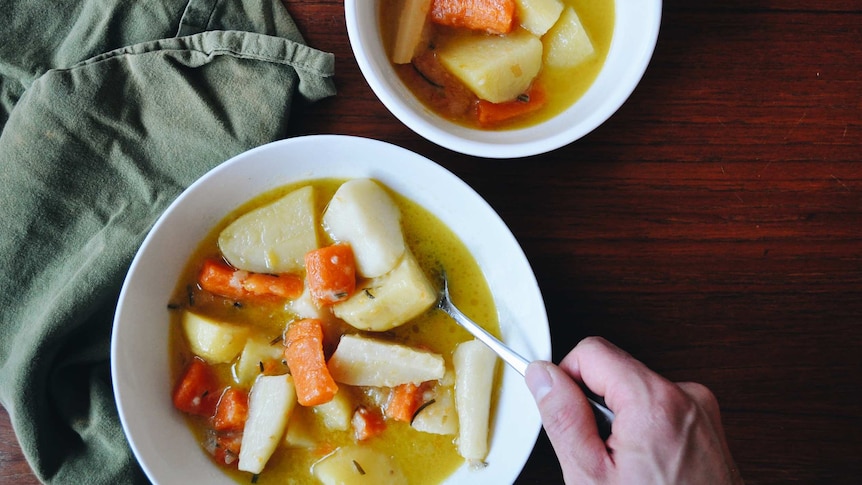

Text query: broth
(381, 0), (615, 129)
(168, 179), (501, 484)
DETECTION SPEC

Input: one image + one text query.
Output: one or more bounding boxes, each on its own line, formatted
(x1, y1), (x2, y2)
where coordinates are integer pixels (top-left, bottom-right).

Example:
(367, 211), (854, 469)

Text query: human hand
(526, 337), (742, 485)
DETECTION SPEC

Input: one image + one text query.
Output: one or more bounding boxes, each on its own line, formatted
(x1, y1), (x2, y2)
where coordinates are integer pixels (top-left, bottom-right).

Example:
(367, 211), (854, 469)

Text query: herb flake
(411, 399), (437, 425)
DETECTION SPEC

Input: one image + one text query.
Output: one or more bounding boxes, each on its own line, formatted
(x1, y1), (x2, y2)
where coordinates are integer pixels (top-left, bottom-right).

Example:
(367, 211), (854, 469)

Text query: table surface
(2, 1), (861, 483)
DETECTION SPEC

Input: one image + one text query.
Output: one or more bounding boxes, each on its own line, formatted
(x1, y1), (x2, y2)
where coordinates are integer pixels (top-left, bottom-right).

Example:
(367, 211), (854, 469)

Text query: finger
(526, 361), (611, 482)
(559, 336), (669, 414)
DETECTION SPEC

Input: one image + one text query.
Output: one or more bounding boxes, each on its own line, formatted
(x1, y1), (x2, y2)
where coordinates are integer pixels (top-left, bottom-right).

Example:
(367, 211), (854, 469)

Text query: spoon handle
(437, 297), (530, 375)
(437, 296), (615, 438)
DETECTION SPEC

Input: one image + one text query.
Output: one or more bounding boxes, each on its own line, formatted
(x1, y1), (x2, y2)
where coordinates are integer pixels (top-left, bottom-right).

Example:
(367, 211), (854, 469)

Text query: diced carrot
(242, 272), (304, 299)
(198, 258), (303, 301)
(477, 82), (548, 126)
(284, 319), (339, 406)
(212, 387), (249, 432)
(172, 357), (221, 417)
(385, 382), (430, 423)
(304, 244), (356, 306)
(352, 405), (387, 441)
(430, 0), (516, 34)
(198, 258), (245, 300)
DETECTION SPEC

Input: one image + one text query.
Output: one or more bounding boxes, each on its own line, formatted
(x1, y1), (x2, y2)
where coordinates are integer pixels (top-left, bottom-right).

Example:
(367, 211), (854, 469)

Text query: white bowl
(111, 135), (552, 484)
(345, 0), (662, 158)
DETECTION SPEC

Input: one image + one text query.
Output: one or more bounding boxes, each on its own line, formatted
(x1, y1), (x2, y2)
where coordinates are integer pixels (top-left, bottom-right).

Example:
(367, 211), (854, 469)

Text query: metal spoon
(435, 270), (615, 438)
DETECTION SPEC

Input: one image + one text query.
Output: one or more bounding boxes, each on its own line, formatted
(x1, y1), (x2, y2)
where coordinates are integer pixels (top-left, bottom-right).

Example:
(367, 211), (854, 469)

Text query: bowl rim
(344, 0), (663, 159)
(111, 135), (552, 484)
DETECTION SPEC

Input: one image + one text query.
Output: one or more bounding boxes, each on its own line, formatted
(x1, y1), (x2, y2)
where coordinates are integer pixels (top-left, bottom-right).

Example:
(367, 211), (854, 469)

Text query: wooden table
(2, 1), (860, 483)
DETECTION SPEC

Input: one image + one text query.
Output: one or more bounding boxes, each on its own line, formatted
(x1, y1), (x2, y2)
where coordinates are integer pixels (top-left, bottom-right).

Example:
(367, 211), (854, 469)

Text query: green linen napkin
(0, 0), (336, 483)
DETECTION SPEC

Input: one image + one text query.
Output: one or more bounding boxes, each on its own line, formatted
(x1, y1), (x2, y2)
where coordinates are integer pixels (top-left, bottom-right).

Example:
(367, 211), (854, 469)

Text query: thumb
(526, 361), (610, 482)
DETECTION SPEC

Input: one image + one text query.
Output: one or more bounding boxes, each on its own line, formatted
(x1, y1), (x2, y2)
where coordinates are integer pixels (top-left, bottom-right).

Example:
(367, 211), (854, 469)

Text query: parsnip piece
(313, 445), (408, 485)
(182, 311), (248, 364)
(453, 339), (498, 462)
(233, 336), (285, 386)
(238, 375), (297, 474)
(516, 0), (564, 36)
(543, 6), (595, 68)
(218, 185), (318, 274)
(328, 334), (445, 387)
(411, 384), (458, 436)
(313, 387), (353, 431)
(392, 0), (432, 63)
(322, 179), (406, 278)
(438, 30), (543, 103)
(333, 250), (436, 331)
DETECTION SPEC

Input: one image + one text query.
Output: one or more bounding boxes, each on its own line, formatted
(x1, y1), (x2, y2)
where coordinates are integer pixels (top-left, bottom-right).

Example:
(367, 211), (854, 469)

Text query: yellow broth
(168, 178), (501, 485)
(380, 0), (615, 129)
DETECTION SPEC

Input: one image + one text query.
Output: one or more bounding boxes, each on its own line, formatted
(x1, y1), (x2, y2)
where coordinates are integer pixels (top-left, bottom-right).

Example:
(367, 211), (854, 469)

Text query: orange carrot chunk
(304, 244), (356, 306)
(477, 83), (548, 126)
(353, 405), (387, 441)
(385, 382), (429, 423)
(212, 387), (250, 432)
(242, 272), (304, 300)
(172, 357), (221, 417)
(198, 258), (303, 301)
(284, 319), (339, 406)
(430, 0), (516, 34)
(198, 258), (246, 300)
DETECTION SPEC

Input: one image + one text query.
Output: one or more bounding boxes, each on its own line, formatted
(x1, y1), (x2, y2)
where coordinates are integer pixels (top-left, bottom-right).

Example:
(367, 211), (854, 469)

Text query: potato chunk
(313, 387), (353, 431)
(328, 334), (445, 387)
(284, 407), (317, 449)
(438, 29), (542, 103)
(312, 445), (407, 485)
(322, 179), (406, 278)
(516, 0), (564, 36)
(218, 185), (318, 274)
(543, 6), (595, 68)
(333, 250), (436, 331)
(238, 375), (297, 474)
(453, 339), (498, 462)
(411, 383), (458, 436)
(182, 311), (248, 364)
(234, 336), (285, 386)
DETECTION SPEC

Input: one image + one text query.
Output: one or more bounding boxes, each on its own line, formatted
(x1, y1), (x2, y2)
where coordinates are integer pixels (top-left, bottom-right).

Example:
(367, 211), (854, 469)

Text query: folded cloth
(0, 0), (335, 483)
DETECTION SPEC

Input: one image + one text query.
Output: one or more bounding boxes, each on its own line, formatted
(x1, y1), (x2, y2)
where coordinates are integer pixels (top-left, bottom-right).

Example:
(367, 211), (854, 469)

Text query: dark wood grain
(2, 1), (860, 484)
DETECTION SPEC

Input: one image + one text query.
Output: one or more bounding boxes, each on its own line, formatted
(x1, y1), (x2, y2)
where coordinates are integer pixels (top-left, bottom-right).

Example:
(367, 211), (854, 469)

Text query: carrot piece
(172, 357), (221, 417)
(304, 244), (356, 306)
(198, 258), (302, 301)
(212, 387), (249, 432)
(430, 0), (516, 34)
(242, 272), (304, 299)
(477, 83), (548, 126)
(284, 319), (339, 406)
(352, 405), (387, 441)
(198, 258), (246, 300)
(385, 382), (431, 423)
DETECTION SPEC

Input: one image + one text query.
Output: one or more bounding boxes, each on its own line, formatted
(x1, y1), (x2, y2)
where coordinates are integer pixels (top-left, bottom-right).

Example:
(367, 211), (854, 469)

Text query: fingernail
(526, 362), (553, 401)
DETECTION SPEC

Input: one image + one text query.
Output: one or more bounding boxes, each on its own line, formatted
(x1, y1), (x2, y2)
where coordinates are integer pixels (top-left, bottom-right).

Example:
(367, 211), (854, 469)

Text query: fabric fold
(0, 1), (336, 483)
